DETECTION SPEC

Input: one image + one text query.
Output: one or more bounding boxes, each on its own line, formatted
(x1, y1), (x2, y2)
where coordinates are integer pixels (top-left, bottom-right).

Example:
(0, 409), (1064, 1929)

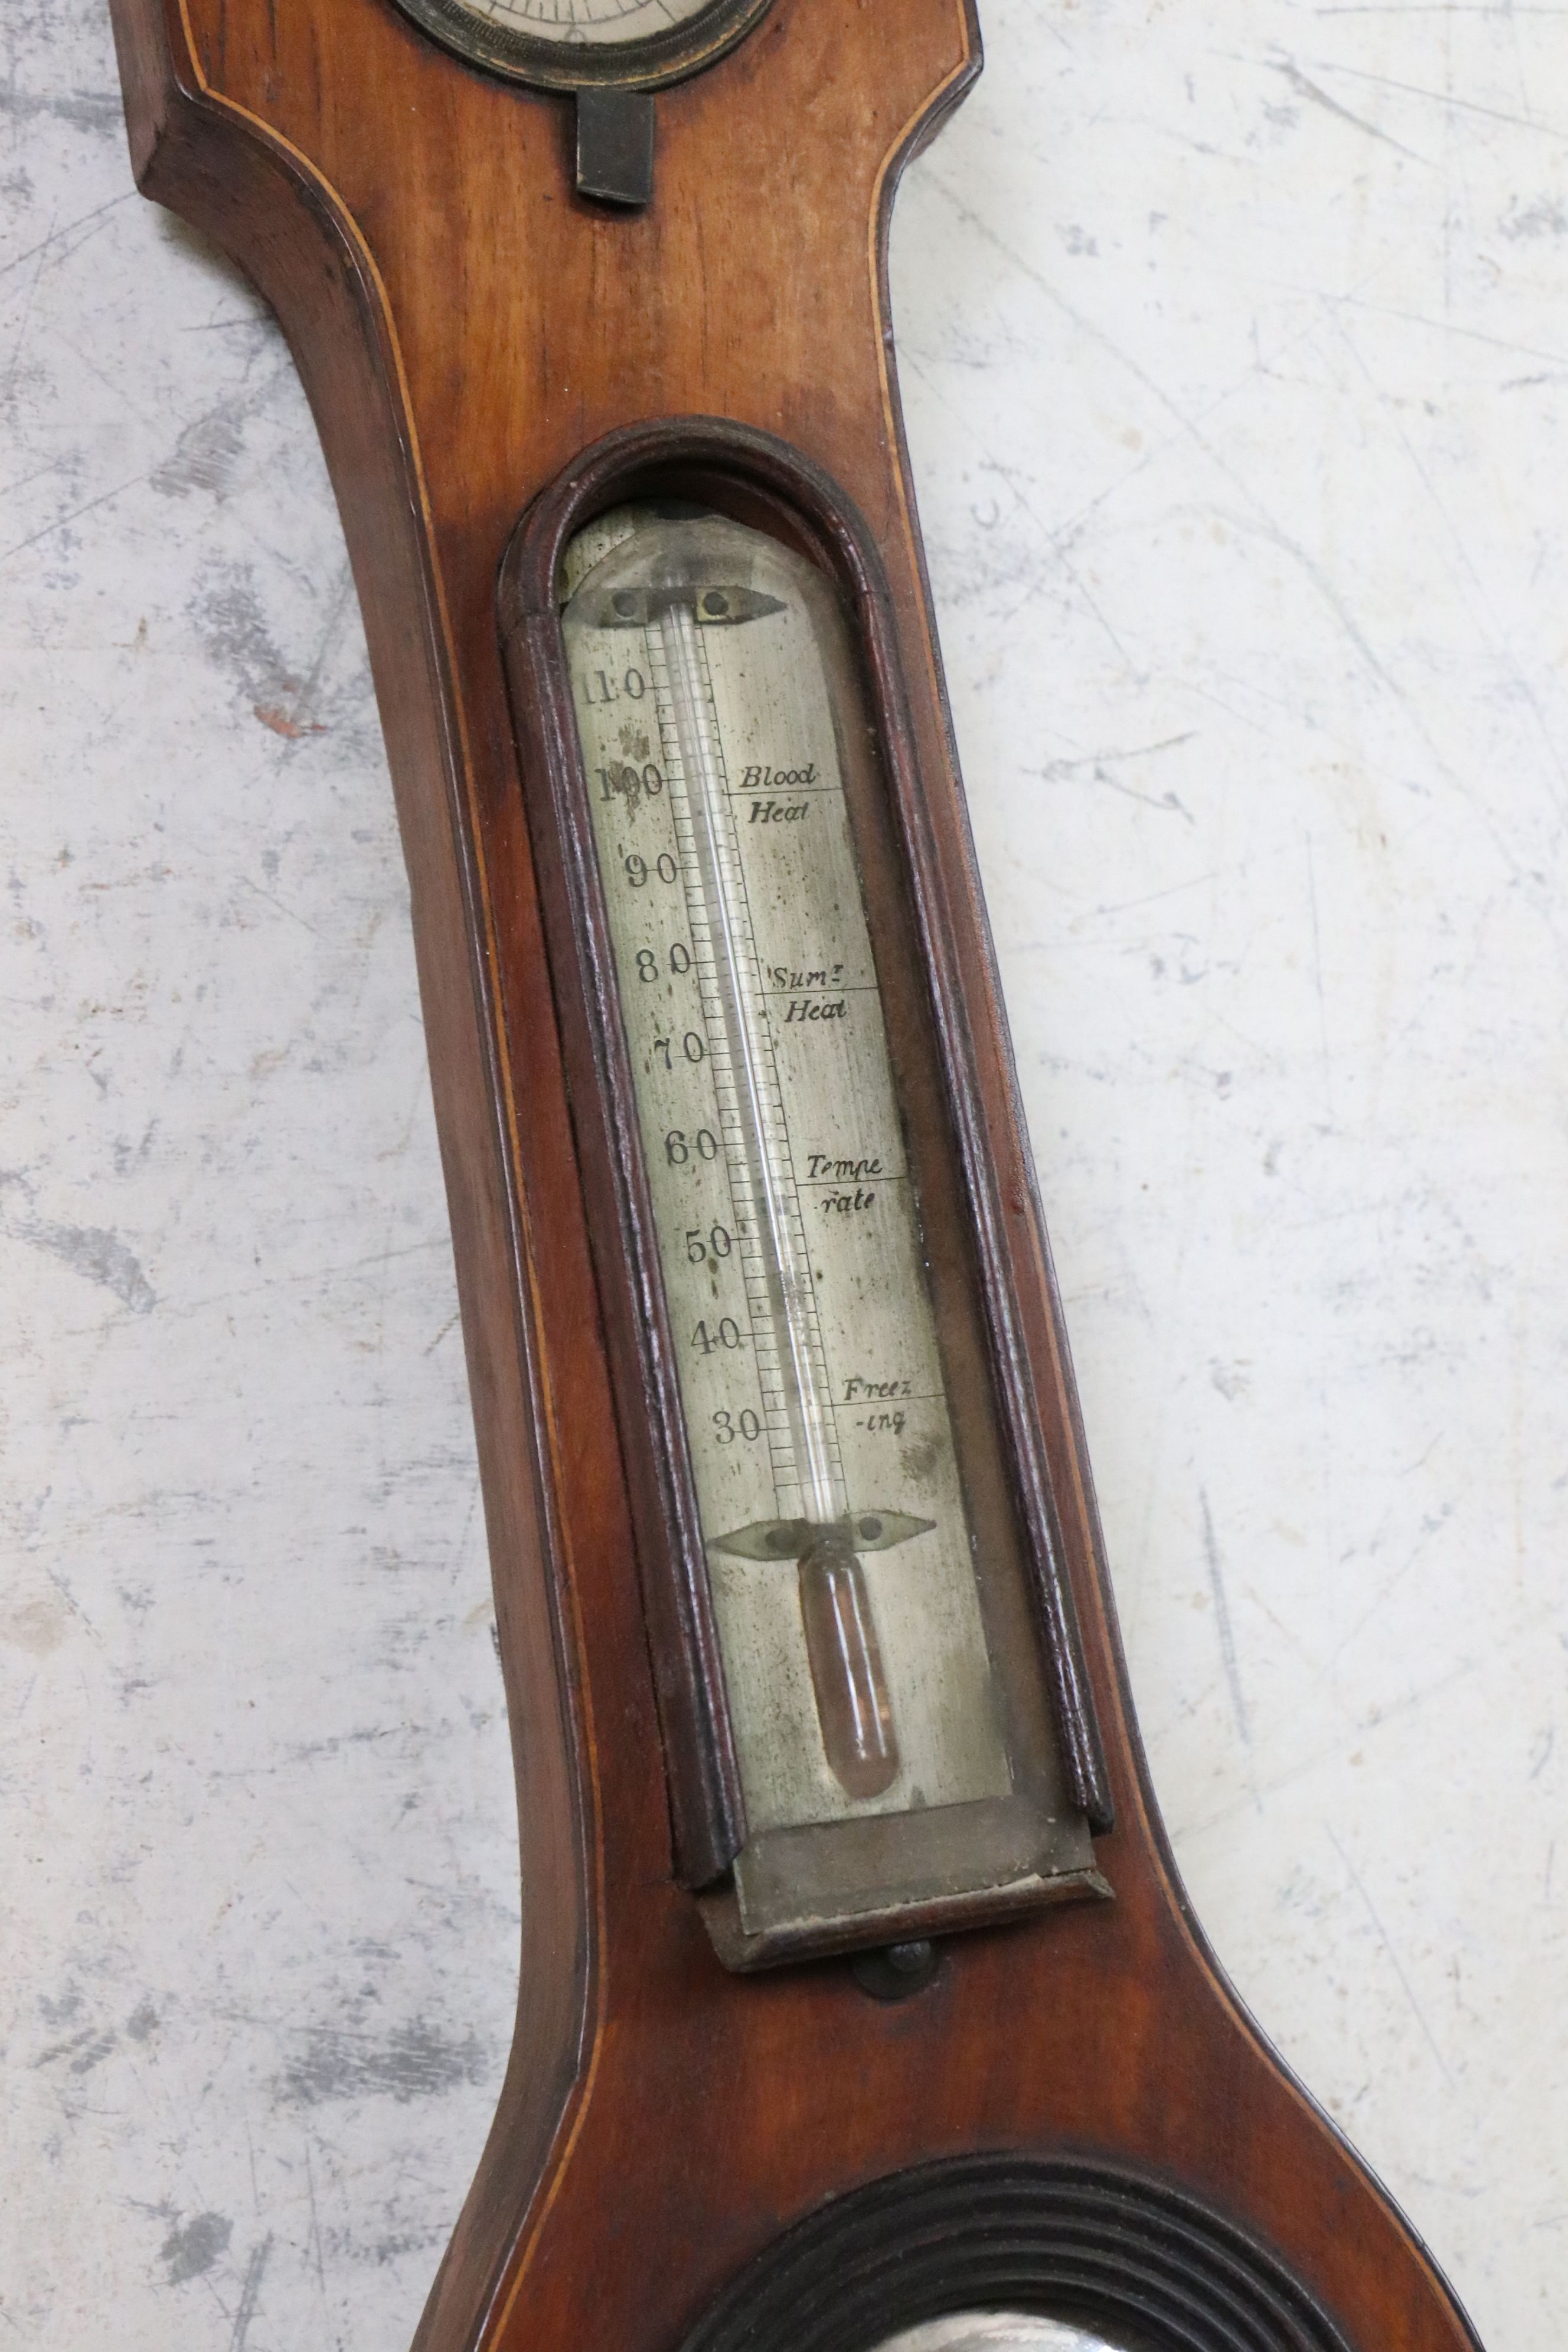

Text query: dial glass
(561, 508), (1095, 1952)
(878, 2321), (1118, 2352)
(450, 0), (715, 41)
(386, 0), (773, 89)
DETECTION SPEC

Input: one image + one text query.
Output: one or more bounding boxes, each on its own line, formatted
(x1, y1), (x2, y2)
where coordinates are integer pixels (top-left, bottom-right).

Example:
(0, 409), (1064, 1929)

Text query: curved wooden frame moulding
(497, 416), (1115, 1909)
(102, 2), (1487, 2348)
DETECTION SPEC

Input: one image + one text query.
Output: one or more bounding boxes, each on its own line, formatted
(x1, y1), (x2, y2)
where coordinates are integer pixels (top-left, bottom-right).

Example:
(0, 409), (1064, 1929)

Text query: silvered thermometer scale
(565, 509), (1005, 1825)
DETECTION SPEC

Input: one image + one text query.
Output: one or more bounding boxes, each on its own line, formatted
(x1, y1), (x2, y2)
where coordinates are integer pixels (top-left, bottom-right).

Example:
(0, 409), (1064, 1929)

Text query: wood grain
(103, 2), (1488, 2347)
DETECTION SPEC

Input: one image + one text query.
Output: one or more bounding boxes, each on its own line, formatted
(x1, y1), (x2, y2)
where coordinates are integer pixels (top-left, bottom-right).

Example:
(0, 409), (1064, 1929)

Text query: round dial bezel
(383, 0), (779, 92)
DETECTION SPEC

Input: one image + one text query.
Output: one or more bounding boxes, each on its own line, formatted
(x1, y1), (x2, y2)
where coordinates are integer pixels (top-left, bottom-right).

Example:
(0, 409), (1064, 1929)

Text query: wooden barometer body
(103, 2), (1488, 2348)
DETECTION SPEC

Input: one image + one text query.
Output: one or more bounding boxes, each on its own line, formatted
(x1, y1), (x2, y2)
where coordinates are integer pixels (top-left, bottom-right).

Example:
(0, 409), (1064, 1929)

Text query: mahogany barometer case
(100, 2), (1489, 2350)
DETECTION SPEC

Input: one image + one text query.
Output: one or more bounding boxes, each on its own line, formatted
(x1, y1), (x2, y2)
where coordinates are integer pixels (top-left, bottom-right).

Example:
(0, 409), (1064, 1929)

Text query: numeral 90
(625, 851), (678, 888)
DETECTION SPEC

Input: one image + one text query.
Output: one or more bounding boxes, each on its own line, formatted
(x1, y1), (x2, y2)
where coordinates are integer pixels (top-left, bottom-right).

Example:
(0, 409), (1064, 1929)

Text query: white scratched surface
(1, 2), (1563, 2346)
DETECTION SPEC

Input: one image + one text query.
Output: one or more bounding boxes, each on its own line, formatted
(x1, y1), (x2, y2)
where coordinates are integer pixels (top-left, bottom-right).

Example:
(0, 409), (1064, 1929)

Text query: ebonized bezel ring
(679, 2157), (1356, 2352)
(380, 0), (779, 93)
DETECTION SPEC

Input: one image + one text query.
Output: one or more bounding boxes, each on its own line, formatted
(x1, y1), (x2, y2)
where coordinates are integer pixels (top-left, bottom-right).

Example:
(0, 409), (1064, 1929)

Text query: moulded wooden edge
(497, 417), (1114, 1862)
(104, 5), (601, 2341)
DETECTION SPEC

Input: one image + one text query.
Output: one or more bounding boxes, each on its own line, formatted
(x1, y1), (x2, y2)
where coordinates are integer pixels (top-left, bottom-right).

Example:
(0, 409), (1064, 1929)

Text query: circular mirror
(878, 2320), (1121, 2352)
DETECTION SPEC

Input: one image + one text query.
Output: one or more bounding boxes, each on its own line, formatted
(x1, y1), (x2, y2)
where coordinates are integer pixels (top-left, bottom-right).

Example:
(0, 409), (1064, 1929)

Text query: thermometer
(557, 502), (1095, 1948)
(569, 508), (978, 1808)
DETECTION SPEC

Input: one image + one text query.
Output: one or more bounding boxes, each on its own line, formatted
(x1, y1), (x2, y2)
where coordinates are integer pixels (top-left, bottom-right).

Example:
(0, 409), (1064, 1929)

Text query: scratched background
(1, 1), (1562, 2345)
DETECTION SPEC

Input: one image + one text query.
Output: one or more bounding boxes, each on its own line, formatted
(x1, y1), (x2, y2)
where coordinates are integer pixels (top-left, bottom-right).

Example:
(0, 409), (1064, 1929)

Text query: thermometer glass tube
(561, 508), (1095, 1947)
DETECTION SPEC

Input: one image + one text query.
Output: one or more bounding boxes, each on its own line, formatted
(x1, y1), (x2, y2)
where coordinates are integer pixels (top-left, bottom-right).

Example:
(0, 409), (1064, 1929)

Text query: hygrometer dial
(385, 0), (777, 90)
